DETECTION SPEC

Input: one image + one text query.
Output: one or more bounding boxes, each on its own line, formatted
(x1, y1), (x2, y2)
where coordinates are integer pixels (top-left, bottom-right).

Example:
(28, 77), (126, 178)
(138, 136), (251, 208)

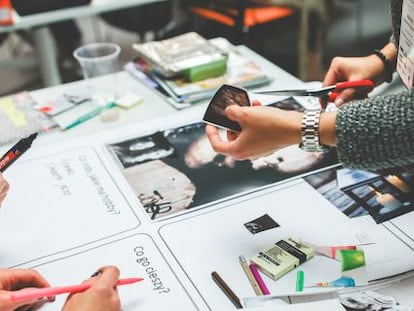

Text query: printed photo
(107, 98), (338, 220)
(203, 84), (250, 131)
(304, 165), (414, 224)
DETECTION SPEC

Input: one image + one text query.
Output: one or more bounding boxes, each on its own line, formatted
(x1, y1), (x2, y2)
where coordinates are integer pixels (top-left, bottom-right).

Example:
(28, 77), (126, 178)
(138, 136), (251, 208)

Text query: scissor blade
(253, 85), (336, 97)
(253, 89), (312, 96)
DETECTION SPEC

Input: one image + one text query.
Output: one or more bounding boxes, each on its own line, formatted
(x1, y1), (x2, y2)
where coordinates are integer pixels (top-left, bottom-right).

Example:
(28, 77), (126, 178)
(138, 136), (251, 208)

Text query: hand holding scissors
(254, 79), (375, 108)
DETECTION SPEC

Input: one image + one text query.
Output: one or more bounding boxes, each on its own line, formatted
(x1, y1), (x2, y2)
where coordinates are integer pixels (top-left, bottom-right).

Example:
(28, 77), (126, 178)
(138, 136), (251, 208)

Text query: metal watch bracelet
(300, 109), (328, 153)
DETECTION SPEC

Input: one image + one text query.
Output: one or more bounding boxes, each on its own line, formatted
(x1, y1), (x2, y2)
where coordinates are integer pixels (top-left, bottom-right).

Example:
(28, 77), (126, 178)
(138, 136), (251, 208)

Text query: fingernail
(90, 270), (101, 278)
(335, 98), (344, 107)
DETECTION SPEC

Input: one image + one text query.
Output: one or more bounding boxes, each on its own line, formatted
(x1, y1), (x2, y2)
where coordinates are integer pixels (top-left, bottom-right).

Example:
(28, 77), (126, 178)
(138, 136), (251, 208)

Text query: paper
(1, 109), (414, 310)
(106, 118), (337, 221)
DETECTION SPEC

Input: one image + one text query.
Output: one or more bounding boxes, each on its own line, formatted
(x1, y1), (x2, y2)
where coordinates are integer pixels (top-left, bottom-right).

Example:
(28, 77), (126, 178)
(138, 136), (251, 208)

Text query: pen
(249, 263), (270, 295)
(0, 133), (38, 172)
(211, 271), (243, 309)
(11, 277), (144, 302)
(62, 102), (116, 131)
(239, 255), (262, 296)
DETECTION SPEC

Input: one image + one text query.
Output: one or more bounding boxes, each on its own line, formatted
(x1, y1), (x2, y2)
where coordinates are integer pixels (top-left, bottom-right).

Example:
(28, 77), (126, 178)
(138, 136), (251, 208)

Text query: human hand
(0, 173), (9, 207)
(322, 54), (384, 107)
(0, 268), (52, 311)
(206, 104), (302, 160)
(62, 266), (121, 311)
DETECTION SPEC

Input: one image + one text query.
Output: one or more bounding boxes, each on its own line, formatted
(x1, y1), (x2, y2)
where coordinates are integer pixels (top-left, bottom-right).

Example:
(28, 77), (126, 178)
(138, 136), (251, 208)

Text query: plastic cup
(73, 42), (121, 79)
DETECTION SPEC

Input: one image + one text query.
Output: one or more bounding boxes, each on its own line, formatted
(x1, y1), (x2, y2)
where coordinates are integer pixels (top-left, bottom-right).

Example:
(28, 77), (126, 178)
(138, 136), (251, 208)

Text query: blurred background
(0, 0), (396, 96)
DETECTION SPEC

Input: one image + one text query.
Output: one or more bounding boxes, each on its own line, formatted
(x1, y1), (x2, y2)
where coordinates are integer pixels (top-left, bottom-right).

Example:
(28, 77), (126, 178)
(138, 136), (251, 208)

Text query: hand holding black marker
(0, 133), (38, 172)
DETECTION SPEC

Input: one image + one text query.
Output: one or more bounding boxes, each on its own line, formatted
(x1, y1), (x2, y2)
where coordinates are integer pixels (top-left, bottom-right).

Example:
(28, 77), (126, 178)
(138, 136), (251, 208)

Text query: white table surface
(3, 44), (414, 308)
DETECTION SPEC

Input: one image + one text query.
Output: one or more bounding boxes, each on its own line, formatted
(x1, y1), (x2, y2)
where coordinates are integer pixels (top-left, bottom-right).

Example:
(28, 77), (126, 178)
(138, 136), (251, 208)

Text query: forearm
(335, 91), (414, 170)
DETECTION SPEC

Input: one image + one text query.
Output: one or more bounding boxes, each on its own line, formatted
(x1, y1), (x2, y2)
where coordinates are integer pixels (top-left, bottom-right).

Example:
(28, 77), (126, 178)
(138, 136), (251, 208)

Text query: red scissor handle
(333, 79), (375, 91)
(328, 79), (375, 102)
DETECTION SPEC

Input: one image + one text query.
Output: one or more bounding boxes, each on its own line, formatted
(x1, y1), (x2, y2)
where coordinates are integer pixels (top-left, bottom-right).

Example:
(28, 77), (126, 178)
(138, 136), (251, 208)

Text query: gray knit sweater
(335, 0), (414, 170)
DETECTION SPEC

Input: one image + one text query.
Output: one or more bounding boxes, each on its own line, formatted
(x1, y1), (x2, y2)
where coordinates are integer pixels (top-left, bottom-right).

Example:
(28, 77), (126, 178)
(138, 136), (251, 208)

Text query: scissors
(253, 79), (375, 103)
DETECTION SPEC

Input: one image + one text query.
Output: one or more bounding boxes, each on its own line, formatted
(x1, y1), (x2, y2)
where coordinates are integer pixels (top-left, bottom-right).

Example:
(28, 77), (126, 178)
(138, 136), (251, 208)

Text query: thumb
(225, 105), (244, 122)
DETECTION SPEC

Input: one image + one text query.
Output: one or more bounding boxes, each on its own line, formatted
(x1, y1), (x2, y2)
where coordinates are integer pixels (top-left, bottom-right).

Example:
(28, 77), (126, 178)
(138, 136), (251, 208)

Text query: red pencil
(11, 277), (144, 302)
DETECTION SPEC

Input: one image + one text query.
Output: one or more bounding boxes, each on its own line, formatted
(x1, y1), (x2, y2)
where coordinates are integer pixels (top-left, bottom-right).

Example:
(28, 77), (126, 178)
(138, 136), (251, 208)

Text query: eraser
(250, 237), (314, 280)
(100, 108), (120, 122)
(115, 92), (143, 109)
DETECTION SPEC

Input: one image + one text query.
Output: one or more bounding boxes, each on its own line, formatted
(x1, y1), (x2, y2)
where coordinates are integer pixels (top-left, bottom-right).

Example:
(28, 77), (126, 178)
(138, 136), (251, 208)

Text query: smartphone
(203, 84), (250, 132)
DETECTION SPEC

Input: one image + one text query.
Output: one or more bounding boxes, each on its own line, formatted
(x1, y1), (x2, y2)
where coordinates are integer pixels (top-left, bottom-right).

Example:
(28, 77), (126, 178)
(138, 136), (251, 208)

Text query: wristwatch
(300, 109), (328, 152)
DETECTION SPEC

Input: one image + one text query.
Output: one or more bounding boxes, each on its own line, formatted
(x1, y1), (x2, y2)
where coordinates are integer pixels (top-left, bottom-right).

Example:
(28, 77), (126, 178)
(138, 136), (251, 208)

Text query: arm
(206, 91), (414, 170)
(62, 266), (121, 311)
(0, 268), (52, 311)
(335, 91), (414, 170)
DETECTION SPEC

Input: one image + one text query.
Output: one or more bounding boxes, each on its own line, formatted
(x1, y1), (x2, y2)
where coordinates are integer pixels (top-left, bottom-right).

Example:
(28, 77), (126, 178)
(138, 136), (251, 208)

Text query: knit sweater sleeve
(335, 90), (414, 170)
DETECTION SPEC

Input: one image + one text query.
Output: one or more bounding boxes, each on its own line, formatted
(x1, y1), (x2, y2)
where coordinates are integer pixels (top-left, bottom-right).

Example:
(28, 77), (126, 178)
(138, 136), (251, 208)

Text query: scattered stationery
(60, 102), (116, 131)
(115, 92), (143, 109)
(337, 249), (368, 286)
(301, 240), (373, 259)
(306, 276), (356, 288)
(239, 255), (262, 296)
(11, 277), (143, 302)
(35, 88), (91, 117)
(250, 237), (314, 281)
(0, 132), (37, 172)
(249, 263), (270, 295)
(306, 249), (367, 289)
(0, 92), (56, 145)
(295, 270), (304, 292)
(211, 271), (243, 309)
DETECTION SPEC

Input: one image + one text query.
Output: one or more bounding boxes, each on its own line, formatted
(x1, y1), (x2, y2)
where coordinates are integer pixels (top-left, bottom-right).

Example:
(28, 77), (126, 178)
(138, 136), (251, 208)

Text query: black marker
(0, 133), (38, 172)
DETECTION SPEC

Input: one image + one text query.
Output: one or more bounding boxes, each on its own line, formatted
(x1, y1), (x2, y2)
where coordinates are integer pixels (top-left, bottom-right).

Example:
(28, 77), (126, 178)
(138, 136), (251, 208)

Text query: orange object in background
(188, 1), (295, 45)
(190, 6), (293, 28)
(0, 0), (13, 25)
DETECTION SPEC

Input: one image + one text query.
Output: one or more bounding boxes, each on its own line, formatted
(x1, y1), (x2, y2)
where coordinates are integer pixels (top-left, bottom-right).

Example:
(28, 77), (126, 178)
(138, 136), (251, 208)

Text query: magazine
(132, 32), (228, 78)
(163, 37), (272, 97)
(125, 37), (272, 109)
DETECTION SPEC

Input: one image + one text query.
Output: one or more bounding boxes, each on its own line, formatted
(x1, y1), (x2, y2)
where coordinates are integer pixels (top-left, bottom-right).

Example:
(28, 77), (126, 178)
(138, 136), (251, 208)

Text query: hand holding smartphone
(203, 84), (251, 132)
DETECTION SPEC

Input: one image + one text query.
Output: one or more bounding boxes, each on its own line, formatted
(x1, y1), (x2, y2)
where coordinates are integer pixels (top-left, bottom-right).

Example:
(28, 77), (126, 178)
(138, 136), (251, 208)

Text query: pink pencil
(249, 263), (270, 295)
(11, 277), (144, 302)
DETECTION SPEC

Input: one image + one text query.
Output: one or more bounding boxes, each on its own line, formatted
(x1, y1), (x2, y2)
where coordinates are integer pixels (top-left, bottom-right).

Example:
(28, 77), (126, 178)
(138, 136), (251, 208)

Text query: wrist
(319, 111), (337, 147)
(372, 49), (393, 83)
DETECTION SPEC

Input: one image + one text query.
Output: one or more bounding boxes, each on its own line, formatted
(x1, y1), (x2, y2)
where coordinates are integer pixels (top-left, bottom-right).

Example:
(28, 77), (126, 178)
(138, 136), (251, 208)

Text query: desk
(0, 0), (167, 87)
(28, 45), (303, 146)
(1, 46), (414, 310)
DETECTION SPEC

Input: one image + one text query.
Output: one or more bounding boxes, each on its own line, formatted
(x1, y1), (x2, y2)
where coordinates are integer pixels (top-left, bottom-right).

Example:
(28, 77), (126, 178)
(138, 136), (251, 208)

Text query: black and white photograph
(107, 113), (337, 220)
(203, 84), (250, 131)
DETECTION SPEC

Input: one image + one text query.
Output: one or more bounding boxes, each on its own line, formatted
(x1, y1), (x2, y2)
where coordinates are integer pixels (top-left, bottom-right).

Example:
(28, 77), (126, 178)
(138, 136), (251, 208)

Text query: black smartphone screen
(203, 84), (250, 132)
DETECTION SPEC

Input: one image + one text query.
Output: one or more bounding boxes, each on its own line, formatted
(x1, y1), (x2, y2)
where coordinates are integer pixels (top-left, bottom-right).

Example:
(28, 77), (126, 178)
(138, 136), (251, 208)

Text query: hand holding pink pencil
(11, 277), (143, 302)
